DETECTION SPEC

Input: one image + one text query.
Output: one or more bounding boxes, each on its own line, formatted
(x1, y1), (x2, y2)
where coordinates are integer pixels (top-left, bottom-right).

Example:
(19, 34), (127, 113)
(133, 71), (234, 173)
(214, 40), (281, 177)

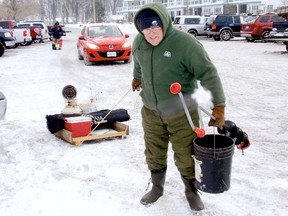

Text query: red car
(241, 13), (286, 42)
(77, 23), (132, 65)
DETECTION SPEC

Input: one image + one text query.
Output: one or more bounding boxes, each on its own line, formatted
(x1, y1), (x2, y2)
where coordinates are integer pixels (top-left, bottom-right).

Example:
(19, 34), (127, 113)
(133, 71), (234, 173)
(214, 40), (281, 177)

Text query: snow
(0, 24), (288, 216)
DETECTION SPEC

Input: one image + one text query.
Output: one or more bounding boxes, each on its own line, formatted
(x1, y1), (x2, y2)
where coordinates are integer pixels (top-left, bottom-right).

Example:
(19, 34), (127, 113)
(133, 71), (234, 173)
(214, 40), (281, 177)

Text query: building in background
(116, 0), (283, 22)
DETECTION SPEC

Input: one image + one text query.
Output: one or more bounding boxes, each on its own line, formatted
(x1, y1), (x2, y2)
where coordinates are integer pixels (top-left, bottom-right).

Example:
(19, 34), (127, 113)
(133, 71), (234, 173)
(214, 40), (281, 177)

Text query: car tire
(220, 30), (232, 41)
(0, 43), (4, 57)
(20, 41), (29, 46)
(84, 51), (92, 66)
(213, 35), (221, 41)
(124, 58), (132, 63)
(34, 39), (41, 43)
(261, 30), (270, 39)
(188, 30), (197, 37)
(284, 42), (288, 52)
(78, 51), (83, 60)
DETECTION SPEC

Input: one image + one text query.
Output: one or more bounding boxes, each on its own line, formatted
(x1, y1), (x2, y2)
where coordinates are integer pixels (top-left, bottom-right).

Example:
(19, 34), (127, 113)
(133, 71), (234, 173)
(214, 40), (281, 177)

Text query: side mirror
(78, 35), (85, 40)
(125, 34), (130, 38)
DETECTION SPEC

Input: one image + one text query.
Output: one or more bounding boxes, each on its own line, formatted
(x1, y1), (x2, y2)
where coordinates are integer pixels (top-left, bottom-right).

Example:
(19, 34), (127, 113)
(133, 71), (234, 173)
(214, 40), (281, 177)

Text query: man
(132, 3), (226, 211)
(50, 21), (63, 50)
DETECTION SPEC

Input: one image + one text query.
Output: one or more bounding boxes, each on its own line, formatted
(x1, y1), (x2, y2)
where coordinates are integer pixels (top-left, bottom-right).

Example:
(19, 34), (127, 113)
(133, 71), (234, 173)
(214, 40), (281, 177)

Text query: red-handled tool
(170, 82), (205, 138)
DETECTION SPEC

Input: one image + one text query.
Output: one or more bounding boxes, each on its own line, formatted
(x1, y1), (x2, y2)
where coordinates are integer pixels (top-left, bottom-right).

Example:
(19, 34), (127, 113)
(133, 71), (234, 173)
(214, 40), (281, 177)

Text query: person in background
(131, 3), (226, 211)
(50, 21), (63, 50)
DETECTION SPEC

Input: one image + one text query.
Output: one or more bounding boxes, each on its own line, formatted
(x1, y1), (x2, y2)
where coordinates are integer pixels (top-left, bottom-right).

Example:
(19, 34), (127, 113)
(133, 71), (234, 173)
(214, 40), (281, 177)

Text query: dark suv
(207, 14), (242, 41)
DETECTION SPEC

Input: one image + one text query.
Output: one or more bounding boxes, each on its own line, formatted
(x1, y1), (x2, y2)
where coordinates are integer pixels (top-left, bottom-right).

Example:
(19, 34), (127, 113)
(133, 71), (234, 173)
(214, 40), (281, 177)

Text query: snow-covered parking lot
(0, 25), (287, 216)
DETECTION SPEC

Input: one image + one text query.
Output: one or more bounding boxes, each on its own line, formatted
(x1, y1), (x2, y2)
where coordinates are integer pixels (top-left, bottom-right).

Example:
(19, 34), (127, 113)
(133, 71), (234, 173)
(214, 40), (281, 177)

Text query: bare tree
(49, 0), (59, 23)
(0, 0), (117, 23)
(93, 0), (105, 22)
(1, 0), (40, 20)
(111, 0), (123, 15)
(281, 0), (288, 6)
(2, 0), (23, 20)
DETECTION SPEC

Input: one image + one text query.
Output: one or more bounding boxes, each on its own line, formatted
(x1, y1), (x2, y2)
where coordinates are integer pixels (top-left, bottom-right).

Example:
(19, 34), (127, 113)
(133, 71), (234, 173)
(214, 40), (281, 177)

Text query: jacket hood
(134, 3), (173, 37)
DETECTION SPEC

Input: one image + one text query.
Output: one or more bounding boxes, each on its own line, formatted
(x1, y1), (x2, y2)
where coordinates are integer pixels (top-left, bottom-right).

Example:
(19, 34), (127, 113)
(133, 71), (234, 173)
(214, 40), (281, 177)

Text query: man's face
(142, 27), (164, 46)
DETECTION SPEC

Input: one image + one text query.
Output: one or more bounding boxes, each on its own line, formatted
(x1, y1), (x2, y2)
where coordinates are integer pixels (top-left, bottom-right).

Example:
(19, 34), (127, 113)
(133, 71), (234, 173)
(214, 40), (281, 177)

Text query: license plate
(107, 52), (116, 57)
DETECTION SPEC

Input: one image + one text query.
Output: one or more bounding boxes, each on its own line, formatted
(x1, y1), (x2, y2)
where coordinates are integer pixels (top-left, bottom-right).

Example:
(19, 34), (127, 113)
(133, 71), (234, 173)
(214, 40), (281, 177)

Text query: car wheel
(24, 41), (33, 46)
(220, 30), (232, 41)
(0, 43), (4, 57)
(124, 58), (132, 63)
(261, 30), (270, 39)
(34, 39), (41, 43)
(188, 30), (197, 37)
(284, 42), (288, 52)
(20, 41), (29, 46)
(78, 51), (83, 60)
(213, 35), (221, 41)
(84, 51), (92, 66)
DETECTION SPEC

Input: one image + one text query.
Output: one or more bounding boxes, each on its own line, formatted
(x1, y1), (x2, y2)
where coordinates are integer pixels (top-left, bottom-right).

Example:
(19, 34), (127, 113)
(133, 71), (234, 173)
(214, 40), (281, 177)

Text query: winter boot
(181, 176), (204, 211)
(140, 167), (167, 205)
(52, 43), (56, 50)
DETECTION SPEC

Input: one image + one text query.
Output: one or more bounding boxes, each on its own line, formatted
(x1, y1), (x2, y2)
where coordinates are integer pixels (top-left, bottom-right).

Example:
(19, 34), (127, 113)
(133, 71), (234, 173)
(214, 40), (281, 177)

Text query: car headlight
(122, 41), (130, 49)
(4, 32), (11, 37)
(88, 43), (98, 49)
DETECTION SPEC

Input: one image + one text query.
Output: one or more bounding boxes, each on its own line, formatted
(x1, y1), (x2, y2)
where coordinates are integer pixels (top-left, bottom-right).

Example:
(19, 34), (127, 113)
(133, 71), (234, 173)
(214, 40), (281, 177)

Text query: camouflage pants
(141, 106), (199, 178)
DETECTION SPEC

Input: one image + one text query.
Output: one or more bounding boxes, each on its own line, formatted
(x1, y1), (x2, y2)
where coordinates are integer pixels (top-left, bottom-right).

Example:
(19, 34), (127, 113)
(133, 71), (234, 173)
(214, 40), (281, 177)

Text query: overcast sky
(263, 0), (284, 7)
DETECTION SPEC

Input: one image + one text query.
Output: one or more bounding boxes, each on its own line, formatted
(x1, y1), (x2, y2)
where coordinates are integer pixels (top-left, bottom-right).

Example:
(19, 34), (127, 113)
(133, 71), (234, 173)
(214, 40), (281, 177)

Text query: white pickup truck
(173, 15), (208, 37)
(17, 22), (50, 41)
(0, 20), (32, 47)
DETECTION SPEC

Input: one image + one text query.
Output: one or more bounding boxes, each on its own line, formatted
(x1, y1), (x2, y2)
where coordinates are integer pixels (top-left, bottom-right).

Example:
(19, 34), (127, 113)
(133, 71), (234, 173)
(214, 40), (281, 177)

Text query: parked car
(264, 19), (288, 51)
(206, 14), (242, 41)
(173, 15), (208, 37)
(17, 22), (49, 41)
(241, 13), (286, 42)
(0, 42), (5, 57)
(77, 23), (132, 66)
(0, 90), (7, 120)
(0, 20), (32, 47)
(0, 29), (16, 48)
(15, 23), (42, 44)
(269, 20), (288, 38)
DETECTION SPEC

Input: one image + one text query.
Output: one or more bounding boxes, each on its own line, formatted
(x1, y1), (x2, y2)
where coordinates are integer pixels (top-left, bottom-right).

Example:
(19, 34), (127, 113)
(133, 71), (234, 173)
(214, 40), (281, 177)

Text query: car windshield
(88, 25), (122, 37)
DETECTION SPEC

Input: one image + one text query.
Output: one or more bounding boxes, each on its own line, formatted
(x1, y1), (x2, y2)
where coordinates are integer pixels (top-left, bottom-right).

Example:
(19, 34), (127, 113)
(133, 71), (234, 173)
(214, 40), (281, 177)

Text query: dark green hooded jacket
(133, 3), (225, 115)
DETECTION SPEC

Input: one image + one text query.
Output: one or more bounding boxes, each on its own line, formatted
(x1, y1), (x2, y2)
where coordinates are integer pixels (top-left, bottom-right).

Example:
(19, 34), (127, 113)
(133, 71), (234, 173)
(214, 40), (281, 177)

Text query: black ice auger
(217, 120), (250, 151)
